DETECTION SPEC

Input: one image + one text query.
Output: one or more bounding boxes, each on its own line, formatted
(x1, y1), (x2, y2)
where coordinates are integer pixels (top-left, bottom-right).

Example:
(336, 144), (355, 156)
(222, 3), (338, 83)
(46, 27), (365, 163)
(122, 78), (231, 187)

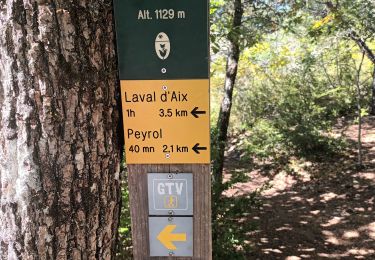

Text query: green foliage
(243, 119), (285, 159)
(308, 0), (375, 39)
(212, 181), (263, 260)
(116, 170), (133, 259)
(210, 0), (291, 56)
(211, 123), (260, 259)
(212, 201), (254, 259)
(221, 27), (372, 156)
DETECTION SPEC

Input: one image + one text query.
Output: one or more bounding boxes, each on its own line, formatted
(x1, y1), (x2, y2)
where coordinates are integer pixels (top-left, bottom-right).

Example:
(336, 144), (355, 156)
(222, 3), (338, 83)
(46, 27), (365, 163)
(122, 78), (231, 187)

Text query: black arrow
(192, 143), (207, 154)
(191, 107), (206, 118)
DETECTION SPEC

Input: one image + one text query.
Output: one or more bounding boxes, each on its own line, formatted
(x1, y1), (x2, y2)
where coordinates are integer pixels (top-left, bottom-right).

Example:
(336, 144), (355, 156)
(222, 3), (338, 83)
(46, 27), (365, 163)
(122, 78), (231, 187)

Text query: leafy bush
(242, 119), (285, 159)
(116, 171), (133, 259)
(212, 186), (261, 259)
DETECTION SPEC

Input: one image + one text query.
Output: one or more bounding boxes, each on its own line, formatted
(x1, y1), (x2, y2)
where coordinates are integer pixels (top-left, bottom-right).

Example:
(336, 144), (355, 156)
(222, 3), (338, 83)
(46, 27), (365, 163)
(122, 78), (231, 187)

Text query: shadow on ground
(221, 117), (375, 260)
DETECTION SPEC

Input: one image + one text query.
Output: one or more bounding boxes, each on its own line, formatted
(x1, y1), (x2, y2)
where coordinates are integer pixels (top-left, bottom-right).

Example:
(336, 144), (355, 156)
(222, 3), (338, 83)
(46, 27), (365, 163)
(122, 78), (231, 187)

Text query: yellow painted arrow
(157, 225), (187, 250)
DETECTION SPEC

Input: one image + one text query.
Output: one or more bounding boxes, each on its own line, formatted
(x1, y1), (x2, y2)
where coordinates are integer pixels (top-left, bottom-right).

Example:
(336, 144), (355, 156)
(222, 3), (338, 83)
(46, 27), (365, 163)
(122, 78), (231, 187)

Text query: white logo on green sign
(155, 32), (171, 60)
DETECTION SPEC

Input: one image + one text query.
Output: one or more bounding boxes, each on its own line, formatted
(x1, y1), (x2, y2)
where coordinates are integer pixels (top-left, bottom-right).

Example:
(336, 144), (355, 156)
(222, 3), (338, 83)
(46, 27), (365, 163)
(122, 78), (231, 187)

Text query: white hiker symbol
(155, 32), (171, 60)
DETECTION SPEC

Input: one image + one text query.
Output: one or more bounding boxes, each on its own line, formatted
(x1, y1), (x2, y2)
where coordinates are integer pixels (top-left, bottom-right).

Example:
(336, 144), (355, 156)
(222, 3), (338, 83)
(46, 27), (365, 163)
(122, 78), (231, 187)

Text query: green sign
(113, 0), (209, 80)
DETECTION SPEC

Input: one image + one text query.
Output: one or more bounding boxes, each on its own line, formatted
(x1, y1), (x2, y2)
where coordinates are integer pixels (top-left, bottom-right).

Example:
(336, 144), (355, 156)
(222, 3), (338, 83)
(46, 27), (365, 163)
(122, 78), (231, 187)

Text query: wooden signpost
(114, 0), (211, 258)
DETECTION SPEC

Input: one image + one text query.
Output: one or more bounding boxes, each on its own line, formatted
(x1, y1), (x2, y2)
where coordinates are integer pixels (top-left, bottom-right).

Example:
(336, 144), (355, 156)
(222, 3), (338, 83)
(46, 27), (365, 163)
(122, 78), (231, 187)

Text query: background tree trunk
(0, 1), (121, 259)
(355, 52), (366, 167)
(371, 67), (375, 115)
(212, 0), (243, 207)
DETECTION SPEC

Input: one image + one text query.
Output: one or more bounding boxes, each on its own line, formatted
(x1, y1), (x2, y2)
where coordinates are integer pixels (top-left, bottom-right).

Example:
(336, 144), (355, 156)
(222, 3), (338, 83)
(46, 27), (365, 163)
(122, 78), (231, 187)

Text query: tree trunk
(212, 0), (243, 202)
(0, 1), (121, 259)
(355, 52), (366, 167)
(371, 67), (375, 115)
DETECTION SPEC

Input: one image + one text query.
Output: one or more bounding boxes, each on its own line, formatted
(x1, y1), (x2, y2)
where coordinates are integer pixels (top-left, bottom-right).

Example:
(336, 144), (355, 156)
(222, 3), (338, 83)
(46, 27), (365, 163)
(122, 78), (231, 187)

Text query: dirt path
(224, 117), (375, 259)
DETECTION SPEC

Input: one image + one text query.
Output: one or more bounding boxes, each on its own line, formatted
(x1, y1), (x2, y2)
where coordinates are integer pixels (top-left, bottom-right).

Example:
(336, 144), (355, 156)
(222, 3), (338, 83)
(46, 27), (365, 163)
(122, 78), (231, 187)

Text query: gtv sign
(157, 181), (184, 209)
(148, 173), (193, 215)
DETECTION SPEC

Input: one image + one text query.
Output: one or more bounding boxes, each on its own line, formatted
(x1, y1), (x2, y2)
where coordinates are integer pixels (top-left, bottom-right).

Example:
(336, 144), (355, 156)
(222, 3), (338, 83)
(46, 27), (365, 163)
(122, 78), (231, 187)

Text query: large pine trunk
(0, 1), (121, 259)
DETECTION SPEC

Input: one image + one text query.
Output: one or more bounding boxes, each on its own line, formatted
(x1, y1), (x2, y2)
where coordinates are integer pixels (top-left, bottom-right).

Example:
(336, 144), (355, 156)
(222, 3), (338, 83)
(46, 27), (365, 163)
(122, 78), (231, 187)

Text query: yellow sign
(157, 225), (187, 250)
(121, 79), (210, 164)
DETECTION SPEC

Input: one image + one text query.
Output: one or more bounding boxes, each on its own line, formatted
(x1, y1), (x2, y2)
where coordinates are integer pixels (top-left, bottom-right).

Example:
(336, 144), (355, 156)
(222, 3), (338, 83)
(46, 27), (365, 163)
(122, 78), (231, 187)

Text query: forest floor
(223, 116), (375, 260)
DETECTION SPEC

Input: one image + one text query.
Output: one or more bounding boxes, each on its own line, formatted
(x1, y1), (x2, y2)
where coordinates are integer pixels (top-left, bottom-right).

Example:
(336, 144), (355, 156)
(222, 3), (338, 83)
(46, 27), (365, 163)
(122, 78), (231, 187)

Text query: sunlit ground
(223, 117), (375, 259)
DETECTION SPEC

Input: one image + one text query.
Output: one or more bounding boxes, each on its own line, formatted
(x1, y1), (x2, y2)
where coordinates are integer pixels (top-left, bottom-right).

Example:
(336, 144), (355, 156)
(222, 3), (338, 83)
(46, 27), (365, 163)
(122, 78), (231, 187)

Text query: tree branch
(349, 31), (375, 65)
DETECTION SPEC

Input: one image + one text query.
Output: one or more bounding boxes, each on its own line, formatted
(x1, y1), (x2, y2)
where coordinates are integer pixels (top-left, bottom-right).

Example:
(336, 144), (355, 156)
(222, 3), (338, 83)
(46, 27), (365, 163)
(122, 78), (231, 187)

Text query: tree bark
(212, 0), (243, 202)
(0, 1), (121, 259)
(371, 67), (375, 115)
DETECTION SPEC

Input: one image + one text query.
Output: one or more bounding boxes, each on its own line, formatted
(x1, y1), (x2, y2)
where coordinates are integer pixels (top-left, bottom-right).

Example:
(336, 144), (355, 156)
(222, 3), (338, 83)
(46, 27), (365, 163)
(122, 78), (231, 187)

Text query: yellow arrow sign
(157, 225), (187, 250)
